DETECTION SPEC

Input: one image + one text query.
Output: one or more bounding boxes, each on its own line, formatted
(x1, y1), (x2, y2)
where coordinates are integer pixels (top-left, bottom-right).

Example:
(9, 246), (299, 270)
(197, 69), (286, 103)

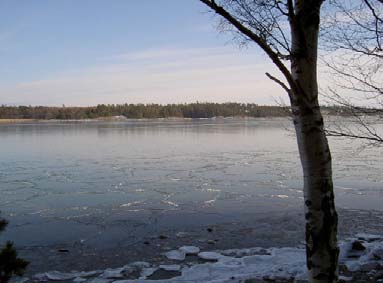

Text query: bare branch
(266, 72), (291, 94)
(326, 129), (383, 144)
(199, 0), (297, 93)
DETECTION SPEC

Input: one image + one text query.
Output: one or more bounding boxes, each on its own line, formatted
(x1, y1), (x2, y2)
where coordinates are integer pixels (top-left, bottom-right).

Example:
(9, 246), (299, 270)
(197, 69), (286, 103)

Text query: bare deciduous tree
(321, 0), (383, 145)
(198, 1), (338, 282)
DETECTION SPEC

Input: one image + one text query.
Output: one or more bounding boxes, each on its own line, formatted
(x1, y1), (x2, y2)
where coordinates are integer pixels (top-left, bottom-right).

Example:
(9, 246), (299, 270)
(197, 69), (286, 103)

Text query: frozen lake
(0, 118), (382, 273)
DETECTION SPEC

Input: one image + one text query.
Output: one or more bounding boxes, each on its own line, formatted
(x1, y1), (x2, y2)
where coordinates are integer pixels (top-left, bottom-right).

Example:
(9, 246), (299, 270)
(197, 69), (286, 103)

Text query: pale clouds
(0, 46), (287, 106)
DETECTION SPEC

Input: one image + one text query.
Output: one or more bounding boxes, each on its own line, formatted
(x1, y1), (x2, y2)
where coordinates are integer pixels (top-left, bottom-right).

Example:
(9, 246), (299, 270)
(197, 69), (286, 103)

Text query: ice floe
(164, 250), (186, 261)
(101, 267), (126, 279)
(33, 270), (101, 281)
(179, 246), (200, 255)
(21, 234), (383, 283)
(271, 194), (289, 199)
(139, 268), (156, 279)
(198, 251), (225, 261)
(159, 265), (181, 272)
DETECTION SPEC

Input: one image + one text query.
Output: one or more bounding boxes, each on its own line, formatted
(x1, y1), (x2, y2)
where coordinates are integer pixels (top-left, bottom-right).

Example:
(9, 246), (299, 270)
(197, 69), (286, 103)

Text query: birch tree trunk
(290, 2), (339, 282)
(197, 1), (339, 281)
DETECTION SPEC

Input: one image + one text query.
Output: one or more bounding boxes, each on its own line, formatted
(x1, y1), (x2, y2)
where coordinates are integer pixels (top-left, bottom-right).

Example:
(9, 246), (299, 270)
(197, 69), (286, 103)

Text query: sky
(0, 0), (306, 106)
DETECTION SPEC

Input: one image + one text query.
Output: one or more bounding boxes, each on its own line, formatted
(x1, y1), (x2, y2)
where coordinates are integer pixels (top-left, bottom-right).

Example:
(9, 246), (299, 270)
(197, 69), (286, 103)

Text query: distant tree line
(0, 103), (360, 120)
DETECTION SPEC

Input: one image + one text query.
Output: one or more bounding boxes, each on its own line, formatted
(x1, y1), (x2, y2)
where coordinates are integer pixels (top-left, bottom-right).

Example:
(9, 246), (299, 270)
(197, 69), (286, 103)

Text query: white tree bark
(198, 1), (339, 282)
(290, 1), (339, 282)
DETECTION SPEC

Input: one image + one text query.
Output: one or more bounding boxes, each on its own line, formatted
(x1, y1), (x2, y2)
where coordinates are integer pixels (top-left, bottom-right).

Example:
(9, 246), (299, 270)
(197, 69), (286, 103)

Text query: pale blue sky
(0, 0), (284, 106)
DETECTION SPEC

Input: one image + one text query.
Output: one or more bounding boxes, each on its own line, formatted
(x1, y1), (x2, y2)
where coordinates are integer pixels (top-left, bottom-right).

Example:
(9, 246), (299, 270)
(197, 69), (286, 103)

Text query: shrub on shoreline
(0, 217), (28, 283)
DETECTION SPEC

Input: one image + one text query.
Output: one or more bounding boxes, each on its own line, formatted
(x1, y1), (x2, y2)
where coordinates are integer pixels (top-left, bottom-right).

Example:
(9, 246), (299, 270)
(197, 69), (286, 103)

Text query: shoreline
(14, 208), (383, 276)
(11, 208), (383, 283)
(0, 116), (283, 124)
(21, 234), (383, 283)
(0, 115), (380, 125)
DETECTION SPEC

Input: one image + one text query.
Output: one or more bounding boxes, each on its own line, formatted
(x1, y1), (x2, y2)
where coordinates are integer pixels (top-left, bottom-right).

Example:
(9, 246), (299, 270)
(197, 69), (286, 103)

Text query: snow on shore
(15, 234), (383, 283)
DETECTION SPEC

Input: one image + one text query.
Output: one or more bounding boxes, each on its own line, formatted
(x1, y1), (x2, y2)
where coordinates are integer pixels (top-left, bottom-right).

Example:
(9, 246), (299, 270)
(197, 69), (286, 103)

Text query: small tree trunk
(290, 2), (339, 282)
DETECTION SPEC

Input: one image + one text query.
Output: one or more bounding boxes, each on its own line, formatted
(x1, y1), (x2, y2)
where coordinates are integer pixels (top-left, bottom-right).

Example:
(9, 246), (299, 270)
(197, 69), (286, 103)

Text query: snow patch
(356, 233), (383, 242)
(343, 236), (383, 272)
(26, 234), (383, 283)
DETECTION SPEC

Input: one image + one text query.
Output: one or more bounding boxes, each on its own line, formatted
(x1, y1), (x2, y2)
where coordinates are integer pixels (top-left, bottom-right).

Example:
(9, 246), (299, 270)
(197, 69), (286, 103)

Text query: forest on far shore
(0, 103), (357, 120)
